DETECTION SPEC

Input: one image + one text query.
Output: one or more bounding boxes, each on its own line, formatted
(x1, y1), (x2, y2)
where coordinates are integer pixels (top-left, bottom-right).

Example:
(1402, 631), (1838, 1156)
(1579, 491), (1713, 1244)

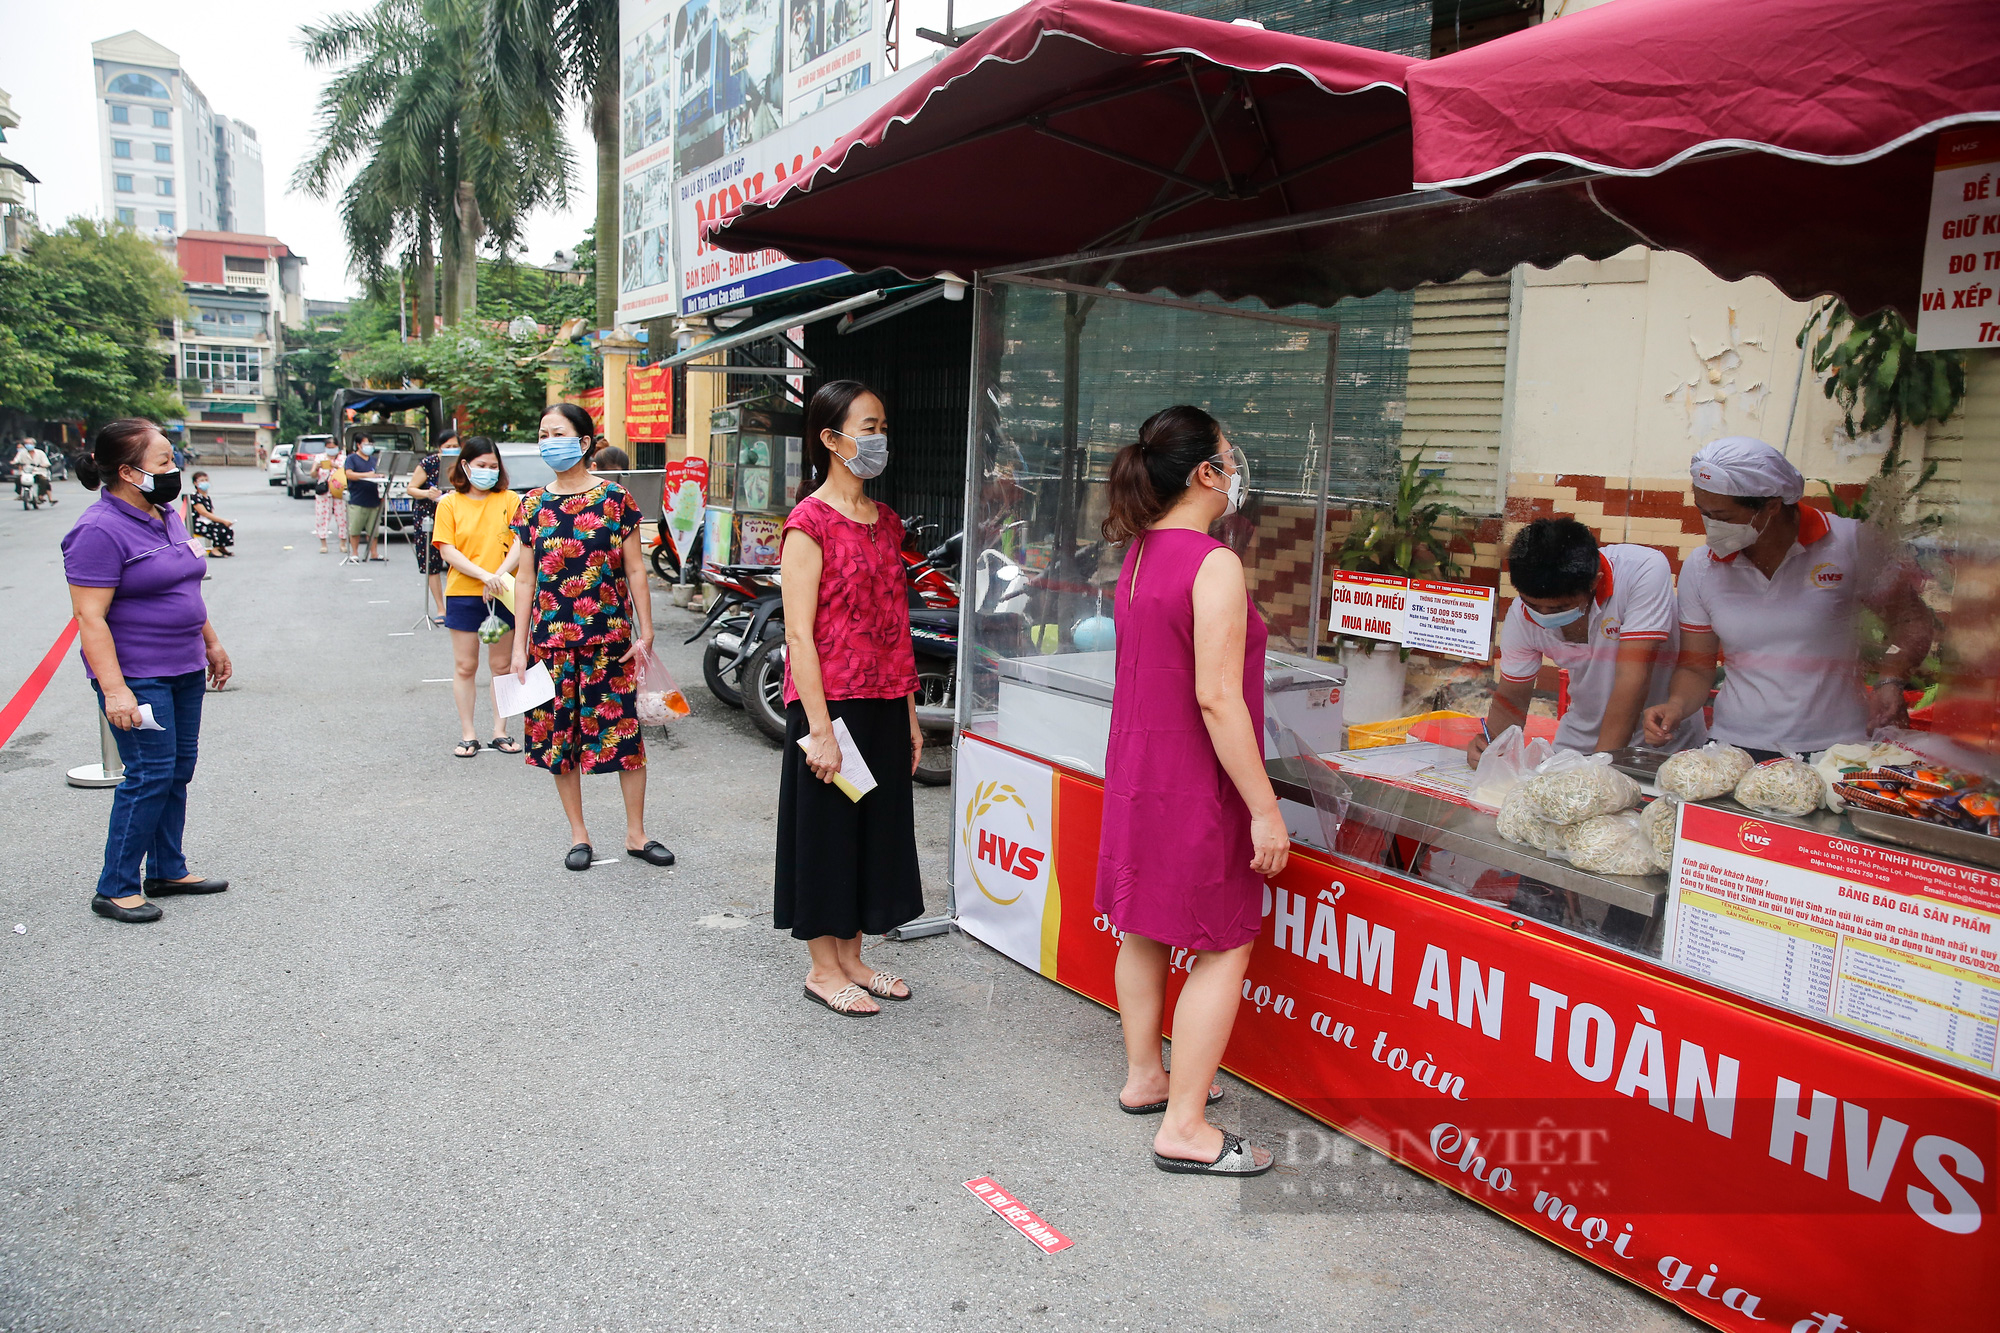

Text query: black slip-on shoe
(144, 876), (229, 896)
(564, 843), (594, 872)
(626, 841), (675, 866)
(91, 896), (162, 923)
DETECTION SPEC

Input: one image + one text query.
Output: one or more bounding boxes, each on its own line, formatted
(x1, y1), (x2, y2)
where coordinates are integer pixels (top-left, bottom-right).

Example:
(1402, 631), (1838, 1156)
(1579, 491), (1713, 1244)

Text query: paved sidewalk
(0, 468), (1702, 1332)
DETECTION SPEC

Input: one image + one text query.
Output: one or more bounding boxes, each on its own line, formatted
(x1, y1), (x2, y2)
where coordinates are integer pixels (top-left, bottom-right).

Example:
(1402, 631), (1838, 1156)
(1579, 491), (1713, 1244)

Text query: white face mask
(1194, 449), (1248, 519)
(1702, 512), (1763, 555)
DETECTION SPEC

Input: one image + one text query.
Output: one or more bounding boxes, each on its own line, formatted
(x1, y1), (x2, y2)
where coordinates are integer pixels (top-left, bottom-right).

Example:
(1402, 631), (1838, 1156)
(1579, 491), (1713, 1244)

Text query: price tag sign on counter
(1403, 580), (1494, 662)
(1666, 803), (2000, 1075)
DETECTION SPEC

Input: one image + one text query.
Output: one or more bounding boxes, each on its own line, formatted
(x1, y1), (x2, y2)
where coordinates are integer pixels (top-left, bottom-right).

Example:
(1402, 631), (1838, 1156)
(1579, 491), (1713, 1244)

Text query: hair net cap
(1690, 436), (1805, 504)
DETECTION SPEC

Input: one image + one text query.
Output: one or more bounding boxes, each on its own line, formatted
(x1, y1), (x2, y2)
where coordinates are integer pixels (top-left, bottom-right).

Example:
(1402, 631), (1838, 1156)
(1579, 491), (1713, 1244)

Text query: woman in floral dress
(507, 403), (675, 872)
(311, 443), (346, 553)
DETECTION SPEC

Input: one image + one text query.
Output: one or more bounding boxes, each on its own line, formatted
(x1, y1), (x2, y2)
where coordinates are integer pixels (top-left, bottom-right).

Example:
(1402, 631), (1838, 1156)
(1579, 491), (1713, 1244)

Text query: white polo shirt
(1500, 545), (1706, 754)
(1676, 506), (1885, 756)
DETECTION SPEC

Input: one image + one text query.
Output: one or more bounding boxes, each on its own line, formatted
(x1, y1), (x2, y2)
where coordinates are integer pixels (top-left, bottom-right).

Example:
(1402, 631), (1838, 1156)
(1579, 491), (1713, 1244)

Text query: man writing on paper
(1467, 518), (1705, 764)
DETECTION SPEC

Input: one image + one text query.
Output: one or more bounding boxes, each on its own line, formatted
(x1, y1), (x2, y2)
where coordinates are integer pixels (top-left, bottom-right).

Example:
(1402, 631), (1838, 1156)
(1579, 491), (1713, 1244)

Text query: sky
(0, 0), (1016, 304)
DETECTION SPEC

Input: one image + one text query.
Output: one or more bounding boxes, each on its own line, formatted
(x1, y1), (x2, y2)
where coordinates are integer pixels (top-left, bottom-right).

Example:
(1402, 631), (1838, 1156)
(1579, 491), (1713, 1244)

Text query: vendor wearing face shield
(1469, 518), (1705, 764)
(1641, 437), (1933, 760)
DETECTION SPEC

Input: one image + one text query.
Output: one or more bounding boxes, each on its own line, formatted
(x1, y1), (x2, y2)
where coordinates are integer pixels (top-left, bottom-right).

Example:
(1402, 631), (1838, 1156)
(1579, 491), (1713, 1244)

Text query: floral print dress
(511, 481), (645, 775)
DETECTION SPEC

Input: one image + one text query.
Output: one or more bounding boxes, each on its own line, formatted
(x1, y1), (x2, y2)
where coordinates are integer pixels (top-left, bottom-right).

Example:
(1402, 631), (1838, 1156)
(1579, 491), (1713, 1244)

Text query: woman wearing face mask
(187, 471), (236, 557)
(406, 428), (458, 624)
(772, 378), (920, 1012)
(1095, 405), (1284, 1176)
(774, 380), (923, 1017)
(433, 436), (523, 758)
(311, 443), (346, 554)
(61, 419), (235, 923)
(507, 403), (672, 870)
(1468, 517), (1702, 764)
(1643, 436), (1933, 759)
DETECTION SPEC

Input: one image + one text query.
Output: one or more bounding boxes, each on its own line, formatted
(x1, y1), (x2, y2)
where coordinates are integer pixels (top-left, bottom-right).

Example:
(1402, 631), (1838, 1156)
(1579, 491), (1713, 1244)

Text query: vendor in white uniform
(1469, 517), (1705, 763)
(1642, 437), (1932, 759)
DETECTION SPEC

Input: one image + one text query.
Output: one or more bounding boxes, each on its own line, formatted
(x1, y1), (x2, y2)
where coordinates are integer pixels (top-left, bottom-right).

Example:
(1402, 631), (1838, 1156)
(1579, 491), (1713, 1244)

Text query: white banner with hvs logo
(954, 736), (1055, 972)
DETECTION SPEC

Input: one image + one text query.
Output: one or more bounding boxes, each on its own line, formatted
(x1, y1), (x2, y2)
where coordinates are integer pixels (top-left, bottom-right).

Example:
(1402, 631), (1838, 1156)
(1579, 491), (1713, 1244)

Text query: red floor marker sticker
(962, 1177), (1074, 1253)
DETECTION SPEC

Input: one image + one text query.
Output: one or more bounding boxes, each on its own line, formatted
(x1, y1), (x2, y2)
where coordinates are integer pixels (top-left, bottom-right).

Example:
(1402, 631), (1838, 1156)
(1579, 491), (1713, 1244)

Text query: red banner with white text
(960, 735), (2000, 1332)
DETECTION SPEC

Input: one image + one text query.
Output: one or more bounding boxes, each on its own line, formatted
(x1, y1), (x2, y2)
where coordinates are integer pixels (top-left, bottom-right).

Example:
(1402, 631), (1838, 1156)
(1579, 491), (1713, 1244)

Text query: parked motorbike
(687, 562), (782, 709)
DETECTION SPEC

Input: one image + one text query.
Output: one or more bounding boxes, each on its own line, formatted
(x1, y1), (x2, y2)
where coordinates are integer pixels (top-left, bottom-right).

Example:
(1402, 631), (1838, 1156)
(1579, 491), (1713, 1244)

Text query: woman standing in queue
(405, 427), (459, 624)
(432, 436), (522, 758)
(507, 403), (674, 871)
(1096, 405), (1286, 1176)
(775, 380), (921, 1016)
(1643, 436), (1933, 758)
(61, 419), (234, 923)
(311, 442), (346, 554)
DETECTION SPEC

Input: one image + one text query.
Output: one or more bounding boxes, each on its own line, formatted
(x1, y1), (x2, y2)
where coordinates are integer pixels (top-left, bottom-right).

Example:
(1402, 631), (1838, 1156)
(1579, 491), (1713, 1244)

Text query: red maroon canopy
(706, 0), (1417, 277)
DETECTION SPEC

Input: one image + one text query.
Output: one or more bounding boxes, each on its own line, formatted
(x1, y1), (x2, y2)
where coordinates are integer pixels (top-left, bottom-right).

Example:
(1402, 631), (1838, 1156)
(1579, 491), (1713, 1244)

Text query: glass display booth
(702, 397), (803, 567)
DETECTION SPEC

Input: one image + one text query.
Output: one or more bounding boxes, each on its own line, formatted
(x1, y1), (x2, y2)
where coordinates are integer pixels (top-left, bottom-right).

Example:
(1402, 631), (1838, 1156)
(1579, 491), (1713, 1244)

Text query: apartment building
(173, 231), (306, 463)
(92, 30), (264, 237)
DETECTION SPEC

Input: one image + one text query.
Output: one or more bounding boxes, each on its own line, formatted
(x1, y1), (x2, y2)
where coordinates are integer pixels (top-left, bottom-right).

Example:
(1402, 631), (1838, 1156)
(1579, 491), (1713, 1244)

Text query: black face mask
(128, 466), (183, 507)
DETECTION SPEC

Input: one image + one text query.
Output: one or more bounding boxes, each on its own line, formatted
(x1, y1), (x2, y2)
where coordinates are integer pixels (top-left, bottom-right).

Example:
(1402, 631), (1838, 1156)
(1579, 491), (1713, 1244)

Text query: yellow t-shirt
(431, 489), (520, 599)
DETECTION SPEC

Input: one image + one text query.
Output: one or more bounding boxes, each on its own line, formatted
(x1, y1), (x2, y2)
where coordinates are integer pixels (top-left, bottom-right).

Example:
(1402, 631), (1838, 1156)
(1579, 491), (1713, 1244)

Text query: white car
(267, 442), (294, 486)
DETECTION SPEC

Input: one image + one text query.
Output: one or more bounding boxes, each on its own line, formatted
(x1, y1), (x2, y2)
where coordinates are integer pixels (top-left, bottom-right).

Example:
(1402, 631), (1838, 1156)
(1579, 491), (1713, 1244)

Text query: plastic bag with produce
(1734, 758), (1825, 816)
(1641, 796), (1679, 871)
(1520, 750), (1641, 825)
(1471, 724), (1555, 810)
(1555, 811), (1659, 876)
(1657, 742), (1756, 802)
(1497, 785), (1571, 854)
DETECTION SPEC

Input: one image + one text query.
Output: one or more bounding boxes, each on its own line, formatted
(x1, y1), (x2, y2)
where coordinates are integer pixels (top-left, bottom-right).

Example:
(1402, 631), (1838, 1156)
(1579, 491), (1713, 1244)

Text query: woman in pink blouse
(776, 380), (923, 1016)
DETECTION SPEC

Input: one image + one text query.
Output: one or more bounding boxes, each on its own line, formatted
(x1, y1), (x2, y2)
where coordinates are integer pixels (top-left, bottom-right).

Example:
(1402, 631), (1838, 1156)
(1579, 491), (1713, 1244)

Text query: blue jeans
(91, 671), (205, 899)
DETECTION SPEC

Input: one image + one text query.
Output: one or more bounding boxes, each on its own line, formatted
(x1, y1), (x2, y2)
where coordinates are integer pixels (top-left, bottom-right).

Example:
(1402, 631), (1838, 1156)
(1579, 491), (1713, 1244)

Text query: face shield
(1191, 445), (1249, 518)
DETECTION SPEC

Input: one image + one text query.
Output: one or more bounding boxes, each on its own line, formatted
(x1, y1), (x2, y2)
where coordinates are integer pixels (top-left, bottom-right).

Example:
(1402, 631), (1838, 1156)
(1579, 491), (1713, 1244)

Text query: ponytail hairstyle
(1101, 405), (1223, 543)
(75, 418), (159, 491)
(800, 378), (878, 500)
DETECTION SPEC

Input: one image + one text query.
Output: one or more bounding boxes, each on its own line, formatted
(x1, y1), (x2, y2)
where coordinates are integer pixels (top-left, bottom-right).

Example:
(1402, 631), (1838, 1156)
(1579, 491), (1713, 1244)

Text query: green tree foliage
(412, 325), (546, 435)
(1337, 453), (1468, 580)
(0, 219), (188, 426)
(477, 254), (594, 328)
(279, 319), (354, 442)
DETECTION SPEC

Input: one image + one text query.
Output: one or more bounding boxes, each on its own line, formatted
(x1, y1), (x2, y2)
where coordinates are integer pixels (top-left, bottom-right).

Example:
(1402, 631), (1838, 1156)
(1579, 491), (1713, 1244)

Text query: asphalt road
(0, 465), (1703, 1332)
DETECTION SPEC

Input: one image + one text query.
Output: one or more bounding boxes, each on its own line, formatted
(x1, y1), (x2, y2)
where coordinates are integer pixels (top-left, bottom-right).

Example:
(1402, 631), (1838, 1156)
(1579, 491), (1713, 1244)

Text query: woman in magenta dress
(1096, 405), (1290, 1176)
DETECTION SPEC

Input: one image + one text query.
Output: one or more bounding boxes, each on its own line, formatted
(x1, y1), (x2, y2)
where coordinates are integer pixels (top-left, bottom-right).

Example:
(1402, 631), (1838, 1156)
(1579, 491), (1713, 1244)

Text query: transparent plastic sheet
(1470, 724), (1554, 810)
(633, 643), (691, 726)
(1550, 811), (1659, 877)
(1656, 741), (1756, 802)
(1277, 725), (1352, 852)
(1496, 784), (1569, 854)
(1733, 758), (1826, 816)
(1519, 750), (1642, 825)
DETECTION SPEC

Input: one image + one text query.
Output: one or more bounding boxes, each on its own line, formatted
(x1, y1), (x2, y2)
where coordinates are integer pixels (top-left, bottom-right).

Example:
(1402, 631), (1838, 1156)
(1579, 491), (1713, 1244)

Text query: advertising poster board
(782, 0), (882, 124)
(662, 456), (708, 566)
(974, 734), (2000, 1332)
(954, 736), (1057, 973)
(617, 0), (680, 324)
(1327, 570), (1494, 661)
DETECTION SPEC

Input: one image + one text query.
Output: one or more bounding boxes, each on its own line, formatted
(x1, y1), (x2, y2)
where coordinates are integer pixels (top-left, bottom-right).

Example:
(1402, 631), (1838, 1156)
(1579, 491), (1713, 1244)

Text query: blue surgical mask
(466, 464), (500, 491)
(540, 435), (586, 472)
(1525, 603), (1586, 630)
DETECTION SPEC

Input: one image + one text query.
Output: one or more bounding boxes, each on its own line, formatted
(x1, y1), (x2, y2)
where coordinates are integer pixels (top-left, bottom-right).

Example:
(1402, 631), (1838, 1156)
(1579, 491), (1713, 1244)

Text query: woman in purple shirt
(61, 420), (234, 924)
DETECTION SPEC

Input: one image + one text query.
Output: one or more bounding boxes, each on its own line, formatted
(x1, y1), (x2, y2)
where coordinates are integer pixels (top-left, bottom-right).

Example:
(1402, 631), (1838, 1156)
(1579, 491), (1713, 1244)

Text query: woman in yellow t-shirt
(432, 436), (526, 757)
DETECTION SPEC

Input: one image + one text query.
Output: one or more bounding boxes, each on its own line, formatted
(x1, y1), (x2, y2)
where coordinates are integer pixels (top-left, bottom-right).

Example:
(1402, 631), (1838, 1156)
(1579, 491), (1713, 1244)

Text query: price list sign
(1667, 804), (2000, 1074)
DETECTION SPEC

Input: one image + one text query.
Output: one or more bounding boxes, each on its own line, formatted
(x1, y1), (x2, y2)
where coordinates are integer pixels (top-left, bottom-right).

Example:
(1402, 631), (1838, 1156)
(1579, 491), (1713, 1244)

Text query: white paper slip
(492, 662), (557, 718)
(135, 704), (165, 732)
(1341, 746), (1450, 778)
(798, 717), (878, 802)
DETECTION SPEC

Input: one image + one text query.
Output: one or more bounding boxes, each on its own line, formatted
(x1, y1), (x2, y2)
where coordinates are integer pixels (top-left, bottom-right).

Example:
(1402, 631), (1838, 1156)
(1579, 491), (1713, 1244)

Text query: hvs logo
(1738, 821), (1774, 850)
(961, 779), (1047, 905)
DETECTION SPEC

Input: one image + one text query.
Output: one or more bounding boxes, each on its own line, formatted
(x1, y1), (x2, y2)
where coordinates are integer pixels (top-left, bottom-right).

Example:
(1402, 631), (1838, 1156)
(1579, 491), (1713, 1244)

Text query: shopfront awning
(706, 0), (1418, 278)
(1407, 0), (2000, 319)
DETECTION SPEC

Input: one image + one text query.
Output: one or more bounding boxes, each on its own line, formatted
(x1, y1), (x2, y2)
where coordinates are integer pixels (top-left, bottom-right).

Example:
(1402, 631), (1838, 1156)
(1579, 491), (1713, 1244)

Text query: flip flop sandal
(454, 740), (481, 758)
(803, 983), (879, 1016)
(1119, 1085), (1224, 1115)
(489, 736), (522, 754)
(1153, 1131), (1273, 1177)
(862, 970), (912, 1001)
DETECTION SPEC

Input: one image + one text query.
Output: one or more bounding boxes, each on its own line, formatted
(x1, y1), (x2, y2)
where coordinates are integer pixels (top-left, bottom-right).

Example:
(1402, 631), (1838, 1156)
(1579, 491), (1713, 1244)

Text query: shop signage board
(955, 733), (2000, 1331)
(954, 736), (1057, 973)
(1917, 128), (2000, 351)
(1327, 570), (1493, 661)
(615, 0), (680, 323)
(1665, 802), (2000, 1077)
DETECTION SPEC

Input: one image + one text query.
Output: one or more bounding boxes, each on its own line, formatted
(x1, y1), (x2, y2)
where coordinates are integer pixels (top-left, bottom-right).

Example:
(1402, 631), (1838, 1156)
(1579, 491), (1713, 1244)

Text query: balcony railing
(222, 269), (267, 289)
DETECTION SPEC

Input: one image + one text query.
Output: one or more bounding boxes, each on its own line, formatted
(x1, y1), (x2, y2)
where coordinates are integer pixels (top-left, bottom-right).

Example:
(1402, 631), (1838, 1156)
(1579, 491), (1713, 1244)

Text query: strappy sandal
(489, 736), (522, 754)
(454, 739), (481, 758)
(862, 970), (912, 1001)
(803, 983), (879, 1016)
(1153, 1131), (1273, 1177)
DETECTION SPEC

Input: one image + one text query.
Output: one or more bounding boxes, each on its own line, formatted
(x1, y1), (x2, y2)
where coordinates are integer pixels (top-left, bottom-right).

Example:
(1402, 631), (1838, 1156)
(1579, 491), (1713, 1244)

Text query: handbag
(314, 477), (329, 496)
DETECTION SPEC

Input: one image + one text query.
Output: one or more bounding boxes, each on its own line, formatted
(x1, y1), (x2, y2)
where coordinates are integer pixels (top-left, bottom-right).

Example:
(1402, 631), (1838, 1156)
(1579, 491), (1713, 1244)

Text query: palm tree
(295, 0), (572, 329)
(486, 0), (619, 328)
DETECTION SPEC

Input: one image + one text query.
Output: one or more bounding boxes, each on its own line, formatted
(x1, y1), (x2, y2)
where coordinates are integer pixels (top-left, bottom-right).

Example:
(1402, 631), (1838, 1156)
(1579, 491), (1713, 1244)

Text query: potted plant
(1332, 453), (1468, 725)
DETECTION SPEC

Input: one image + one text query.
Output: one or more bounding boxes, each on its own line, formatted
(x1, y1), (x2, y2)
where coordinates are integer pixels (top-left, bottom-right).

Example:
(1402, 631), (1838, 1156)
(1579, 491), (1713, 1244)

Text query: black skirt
(775, 697), (924, 940)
